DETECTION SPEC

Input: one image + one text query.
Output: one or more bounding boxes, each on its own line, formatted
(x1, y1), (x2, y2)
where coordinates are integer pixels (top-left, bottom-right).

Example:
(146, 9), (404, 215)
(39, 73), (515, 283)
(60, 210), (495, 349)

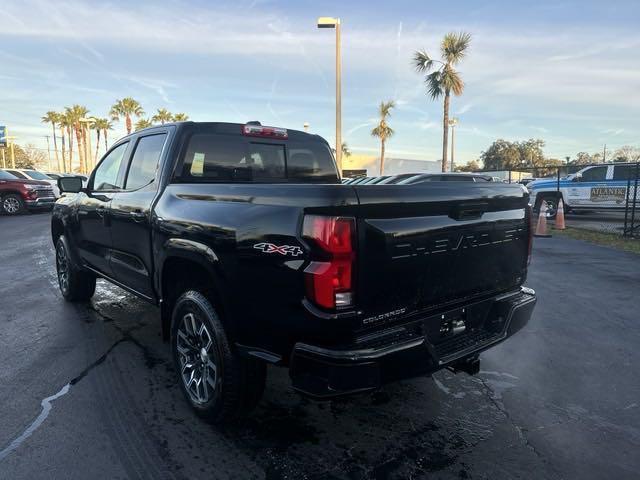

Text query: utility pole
(1, 148), (5, 169)
(603, 144), (607, 162)
(45, 135), (52, 171)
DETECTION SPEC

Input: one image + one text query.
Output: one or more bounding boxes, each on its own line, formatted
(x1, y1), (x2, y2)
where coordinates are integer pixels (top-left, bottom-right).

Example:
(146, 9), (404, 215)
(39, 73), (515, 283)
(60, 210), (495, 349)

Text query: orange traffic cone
(534, 201), (552, 238)
(554, 198), (566, 230)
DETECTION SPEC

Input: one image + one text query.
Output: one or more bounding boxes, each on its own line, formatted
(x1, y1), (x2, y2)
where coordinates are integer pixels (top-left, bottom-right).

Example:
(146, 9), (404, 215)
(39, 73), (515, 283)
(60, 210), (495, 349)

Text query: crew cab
(51, 122), (537, 423)
(528, 163), (640, 217)
(0, 169), (56, 214)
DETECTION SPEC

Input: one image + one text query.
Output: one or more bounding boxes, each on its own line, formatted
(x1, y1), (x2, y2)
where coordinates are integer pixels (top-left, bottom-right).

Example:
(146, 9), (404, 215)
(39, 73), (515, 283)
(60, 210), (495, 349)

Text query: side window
(125, 134), (167, 190)
(580, 166), (606, 182)
(613, 165), (638, 181)
(93, 142), (128, 191)
(6, 170), (27, 179)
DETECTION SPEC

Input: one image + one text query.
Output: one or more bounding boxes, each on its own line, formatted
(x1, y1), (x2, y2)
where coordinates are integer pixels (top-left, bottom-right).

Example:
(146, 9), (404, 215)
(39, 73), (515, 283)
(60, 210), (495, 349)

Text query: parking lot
(1, 212), (639, 479)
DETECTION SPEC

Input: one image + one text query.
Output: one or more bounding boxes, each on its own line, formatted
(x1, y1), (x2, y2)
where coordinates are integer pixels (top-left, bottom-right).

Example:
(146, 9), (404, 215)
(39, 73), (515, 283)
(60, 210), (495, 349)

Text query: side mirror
(574, 172), (582, 182)
(58, 176), (84, 193)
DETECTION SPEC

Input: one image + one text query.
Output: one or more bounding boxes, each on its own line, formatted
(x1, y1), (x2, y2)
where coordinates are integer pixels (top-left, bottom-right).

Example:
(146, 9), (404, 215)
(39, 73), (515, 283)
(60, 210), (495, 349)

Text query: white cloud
(455, 103), (473, 115)
(602, 128), (624, 136)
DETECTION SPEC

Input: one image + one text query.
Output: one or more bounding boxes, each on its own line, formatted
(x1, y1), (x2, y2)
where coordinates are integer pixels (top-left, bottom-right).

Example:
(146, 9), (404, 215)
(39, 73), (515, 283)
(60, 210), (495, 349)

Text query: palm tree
(66, 105), (89, 174)
(110, 97), (144, 135)
(92, 118), (111, 163)
(102, 119), (113, 152)
(59, 112), (74, 173)
(152, 108), (173, 124)
(342, 142), (351, 158)
(371, 101), (395, 175)
(41, 111), (62, 172)
(135, 118), (153, 131)
(172, 112), (189, 122)
(413, 32), (471, 172)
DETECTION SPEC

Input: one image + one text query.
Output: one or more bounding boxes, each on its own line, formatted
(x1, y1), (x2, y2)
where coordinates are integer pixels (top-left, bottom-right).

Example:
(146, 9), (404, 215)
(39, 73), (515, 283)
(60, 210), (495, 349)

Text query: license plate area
(435, 308), (467, 342)
(424, 299), (494, 345)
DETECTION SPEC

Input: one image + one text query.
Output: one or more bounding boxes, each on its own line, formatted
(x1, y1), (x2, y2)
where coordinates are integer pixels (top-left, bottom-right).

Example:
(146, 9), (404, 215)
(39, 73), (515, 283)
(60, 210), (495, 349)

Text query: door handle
(129, 210), (146, 222)
(96, 206), (107, 217)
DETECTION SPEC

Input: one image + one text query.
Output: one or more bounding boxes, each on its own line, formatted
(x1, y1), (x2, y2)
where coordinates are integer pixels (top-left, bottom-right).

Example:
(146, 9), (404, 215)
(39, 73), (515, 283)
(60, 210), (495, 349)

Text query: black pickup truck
(52, 121), (536, 422)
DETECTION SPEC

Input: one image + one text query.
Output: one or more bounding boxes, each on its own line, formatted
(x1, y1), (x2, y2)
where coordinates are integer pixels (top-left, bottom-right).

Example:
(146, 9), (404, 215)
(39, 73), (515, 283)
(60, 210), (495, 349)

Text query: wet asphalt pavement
(1, 212), (639, 479)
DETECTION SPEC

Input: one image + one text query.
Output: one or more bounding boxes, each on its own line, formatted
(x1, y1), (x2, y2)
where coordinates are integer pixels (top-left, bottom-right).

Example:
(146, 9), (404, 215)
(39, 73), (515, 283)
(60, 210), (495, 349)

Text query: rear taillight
(302, 215), (355, 309)
(527, 205), (534, 265)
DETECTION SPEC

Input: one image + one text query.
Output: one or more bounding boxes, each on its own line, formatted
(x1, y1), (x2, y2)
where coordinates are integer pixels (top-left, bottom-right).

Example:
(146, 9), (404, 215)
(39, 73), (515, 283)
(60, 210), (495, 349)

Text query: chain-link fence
(473, 163), (640, 237)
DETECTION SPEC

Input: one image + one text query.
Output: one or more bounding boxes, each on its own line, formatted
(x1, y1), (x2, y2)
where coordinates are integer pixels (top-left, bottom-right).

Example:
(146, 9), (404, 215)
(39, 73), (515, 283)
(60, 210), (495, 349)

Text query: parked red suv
(0, 169), (56, 215)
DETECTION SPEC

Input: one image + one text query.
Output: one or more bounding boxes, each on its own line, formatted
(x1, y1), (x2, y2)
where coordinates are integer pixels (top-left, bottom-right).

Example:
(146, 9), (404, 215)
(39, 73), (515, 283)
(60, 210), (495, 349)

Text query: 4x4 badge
(253, 243), (303, 257)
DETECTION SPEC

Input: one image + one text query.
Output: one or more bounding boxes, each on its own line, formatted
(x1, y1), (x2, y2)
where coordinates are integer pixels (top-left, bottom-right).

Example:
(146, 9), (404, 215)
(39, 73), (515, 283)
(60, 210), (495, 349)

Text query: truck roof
(129, 121), (327, 144)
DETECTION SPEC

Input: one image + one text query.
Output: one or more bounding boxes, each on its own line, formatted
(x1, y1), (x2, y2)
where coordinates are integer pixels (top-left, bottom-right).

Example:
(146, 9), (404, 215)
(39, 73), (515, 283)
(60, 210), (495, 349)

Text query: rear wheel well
(51, 218), (64, 245)
(160, 256), (223, 341)
(535, 191), (564, 208)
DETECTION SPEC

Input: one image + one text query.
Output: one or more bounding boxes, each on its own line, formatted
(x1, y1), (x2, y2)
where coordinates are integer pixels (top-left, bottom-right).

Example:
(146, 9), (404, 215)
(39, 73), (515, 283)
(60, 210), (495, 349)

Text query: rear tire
(2, 194), (25, 215)
(170, 290), (266, 423)
(55, 236), (96, 301)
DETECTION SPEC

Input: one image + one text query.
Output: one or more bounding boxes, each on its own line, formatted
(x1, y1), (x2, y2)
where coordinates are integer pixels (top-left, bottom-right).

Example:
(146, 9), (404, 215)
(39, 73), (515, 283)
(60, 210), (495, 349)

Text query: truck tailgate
(352, 183), (531, 317)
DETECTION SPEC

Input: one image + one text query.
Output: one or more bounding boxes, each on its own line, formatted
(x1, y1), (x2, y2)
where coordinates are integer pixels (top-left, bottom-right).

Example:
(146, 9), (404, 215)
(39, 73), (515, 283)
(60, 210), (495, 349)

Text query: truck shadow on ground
(220, 368), (505, 479)
(89, 282), (530, 480)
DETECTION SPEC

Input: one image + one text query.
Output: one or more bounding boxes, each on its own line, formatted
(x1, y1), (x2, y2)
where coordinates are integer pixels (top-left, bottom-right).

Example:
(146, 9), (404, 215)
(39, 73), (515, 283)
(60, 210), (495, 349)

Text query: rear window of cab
(176, 133), (339, 183)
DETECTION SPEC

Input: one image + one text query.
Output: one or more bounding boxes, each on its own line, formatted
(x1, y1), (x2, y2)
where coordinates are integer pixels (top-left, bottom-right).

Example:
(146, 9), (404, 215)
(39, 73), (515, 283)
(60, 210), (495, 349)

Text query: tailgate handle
(450, 202), (488, 221)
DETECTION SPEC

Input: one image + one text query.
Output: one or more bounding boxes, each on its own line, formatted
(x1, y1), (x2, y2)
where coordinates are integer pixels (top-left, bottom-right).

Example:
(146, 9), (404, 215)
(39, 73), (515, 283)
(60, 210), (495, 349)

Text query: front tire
(2, 194), (25, 215)
(171, 290), (266, 423)
(55, 236), (96, 301)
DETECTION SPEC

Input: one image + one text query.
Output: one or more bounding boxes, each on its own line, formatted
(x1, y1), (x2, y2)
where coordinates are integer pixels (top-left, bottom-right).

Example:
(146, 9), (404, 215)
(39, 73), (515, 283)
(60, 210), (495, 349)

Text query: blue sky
(1, 0), (639, 165)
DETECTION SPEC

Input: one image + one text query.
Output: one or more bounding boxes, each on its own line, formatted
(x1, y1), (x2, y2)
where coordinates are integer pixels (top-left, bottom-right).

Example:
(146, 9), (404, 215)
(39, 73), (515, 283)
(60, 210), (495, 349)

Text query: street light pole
(317, 16), (342, 176)
(335, 19), (342, 175)
(448, 118), (458, 171)
(7, 135), (17, 168)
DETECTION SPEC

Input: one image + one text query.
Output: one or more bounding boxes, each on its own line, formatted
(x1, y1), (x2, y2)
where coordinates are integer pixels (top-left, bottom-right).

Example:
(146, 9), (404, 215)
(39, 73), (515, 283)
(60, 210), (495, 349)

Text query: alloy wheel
(56, 242), (69, 293)
(3, 197), (20, 214)
(176, 312), (219, 405)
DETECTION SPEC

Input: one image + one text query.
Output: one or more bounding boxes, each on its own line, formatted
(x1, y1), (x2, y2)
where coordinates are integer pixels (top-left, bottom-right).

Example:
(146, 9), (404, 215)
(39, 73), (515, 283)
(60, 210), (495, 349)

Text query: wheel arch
(1, 189), (24, 197)
(535, 189), (565, 207)
(51, 215), (64, 245)
(158, 241), (231, 342)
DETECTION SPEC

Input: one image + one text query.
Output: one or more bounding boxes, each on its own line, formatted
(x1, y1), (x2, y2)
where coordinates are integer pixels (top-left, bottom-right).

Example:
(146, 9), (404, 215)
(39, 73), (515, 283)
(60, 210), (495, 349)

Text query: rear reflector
(242, 124), (288, 139)
(303, 215), (355, 310)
